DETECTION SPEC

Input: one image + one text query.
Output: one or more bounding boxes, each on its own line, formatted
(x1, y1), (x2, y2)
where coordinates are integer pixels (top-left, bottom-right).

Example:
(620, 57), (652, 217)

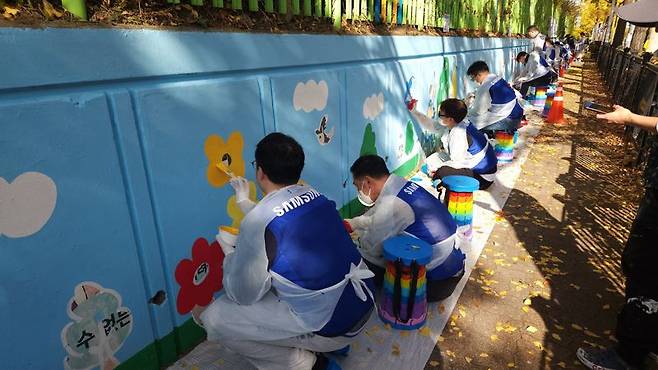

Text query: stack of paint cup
(542, 86), (556, 118)
(532, 86), (548, 110)
(494, 131), (515, 163)
(379, 235), (432, 330)
(442, 175), (480, 241)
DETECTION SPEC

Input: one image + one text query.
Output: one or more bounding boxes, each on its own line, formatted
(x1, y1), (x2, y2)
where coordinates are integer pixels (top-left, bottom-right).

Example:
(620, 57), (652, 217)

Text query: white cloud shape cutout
(363, 93), (385, 120)
(293, 80), (329, 112)
(0, 172), (57, 238)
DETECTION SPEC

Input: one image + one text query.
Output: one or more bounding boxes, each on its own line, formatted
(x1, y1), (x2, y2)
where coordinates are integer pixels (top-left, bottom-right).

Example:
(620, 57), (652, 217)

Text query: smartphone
(584, 101), (612, 114)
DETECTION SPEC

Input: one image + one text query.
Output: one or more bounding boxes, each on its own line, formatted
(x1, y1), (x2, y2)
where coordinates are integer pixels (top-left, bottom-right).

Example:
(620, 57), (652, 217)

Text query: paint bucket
(379, 235), (432, 330)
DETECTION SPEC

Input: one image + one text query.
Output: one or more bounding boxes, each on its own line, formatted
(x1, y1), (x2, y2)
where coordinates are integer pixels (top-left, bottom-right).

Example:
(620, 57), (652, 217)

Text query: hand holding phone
(583, 101), (612, 114)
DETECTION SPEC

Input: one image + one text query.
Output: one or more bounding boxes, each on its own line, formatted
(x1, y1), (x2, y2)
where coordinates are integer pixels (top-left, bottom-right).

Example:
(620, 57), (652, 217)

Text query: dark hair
(545, 37), (554, 46)
(527, 25), (539, 32)
(439, 98), (468, 123)
(255, 132), (304, 185)
(350, 155), (390, 180)
(516, 51), (529, 62)
(467, 61), (489, 76)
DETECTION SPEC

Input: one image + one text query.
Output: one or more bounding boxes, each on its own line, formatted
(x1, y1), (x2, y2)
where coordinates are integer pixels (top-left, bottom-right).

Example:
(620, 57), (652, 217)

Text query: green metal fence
(61, 0), (573, 33)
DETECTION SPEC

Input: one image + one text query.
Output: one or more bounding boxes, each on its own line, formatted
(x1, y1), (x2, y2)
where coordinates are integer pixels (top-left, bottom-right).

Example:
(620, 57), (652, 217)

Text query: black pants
(615, 188), (658, 367)
(434, 166), (494, 190)
(520, 72), (556, 96)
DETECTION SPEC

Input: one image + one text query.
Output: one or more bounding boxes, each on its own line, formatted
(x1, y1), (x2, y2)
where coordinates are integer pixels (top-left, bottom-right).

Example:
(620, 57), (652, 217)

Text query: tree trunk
(630, 26), (649, 53)
(611, 0), (632, 47)
(646, 27), (658, 53)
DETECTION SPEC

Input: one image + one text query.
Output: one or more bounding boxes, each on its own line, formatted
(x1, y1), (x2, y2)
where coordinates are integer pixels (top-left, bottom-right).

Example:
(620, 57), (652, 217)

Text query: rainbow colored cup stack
(532, 86), (548, 110)
(442, 175), (480, 241)
(379, 235), (432, 330)
(495, 131), (515, 163)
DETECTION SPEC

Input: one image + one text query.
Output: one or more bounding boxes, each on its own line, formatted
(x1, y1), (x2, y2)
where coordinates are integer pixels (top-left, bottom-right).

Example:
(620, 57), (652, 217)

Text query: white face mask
(357, 183), (375, 207)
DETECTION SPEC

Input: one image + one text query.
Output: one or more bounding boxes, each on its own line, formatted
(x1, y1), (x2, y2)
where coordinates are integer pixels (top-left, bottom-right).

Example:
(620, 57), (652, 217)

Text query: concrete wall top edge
(0, 27), (530, 91)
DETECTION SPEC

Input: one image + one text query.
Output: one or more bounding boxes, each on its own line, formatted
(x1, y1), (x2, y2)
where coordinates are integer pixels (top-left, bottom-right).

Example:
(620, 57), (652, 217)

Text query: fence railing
(60, 0), (570, 33)
(596, 42), (658, 169)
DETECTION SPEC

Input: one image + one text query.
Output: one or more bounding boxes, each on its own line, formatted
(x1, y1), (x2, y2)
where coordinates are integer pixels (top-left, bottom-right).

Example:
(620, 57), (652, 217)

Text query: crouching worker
(200, 133), (375, 370)
(344, 155), (465, 302)
(466, 61), (524, 138)
(411, 99), (497, 190)
(513, 50), (556, 96)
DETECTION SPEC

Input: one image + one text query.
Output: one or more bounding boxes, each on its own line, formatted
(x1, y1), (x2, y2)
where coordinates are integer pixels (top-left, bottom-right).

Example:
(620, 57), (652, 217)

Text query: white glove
(345, 215), (371, 231)
(216, 230), (238, 256)
(229, 177), (256, 214)
(229, 177), (250, 203)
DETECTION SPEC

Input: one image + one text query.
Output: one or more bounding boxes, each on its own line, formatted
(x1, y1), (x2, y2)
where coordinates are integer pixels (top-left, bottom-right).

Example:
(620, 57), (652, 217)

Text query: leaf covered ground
(426, 60), (653, 369)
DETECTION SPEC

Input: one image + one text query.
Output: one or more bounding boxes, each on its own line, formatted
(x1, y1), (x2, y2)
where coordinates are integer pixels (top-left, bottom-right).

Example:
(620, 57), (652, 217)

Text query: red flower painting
(175, 238), (225, 314)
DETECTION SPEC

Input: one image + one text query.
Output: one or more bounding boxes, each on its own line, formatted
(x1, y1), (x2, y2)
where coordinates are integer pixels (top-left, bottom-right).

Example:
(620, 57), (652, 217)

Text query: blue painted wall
(0, 28), (528, 369)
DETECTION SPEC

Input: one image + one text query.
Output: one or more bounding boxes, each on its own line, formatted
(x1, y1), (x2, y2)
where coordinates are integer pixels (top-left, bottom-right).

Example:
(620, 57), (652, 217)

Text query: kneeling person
(411, 99), (498, 190)
(466, 61), (524, 137)
(201, 133), (375, 370)
(345, 155), (465, 302)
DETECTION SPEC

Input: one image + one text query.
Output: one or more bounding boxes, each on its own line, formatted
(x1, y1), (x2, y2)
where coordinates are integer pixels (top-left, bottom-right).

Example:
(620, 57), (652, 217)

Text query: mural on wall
(450, 61), (459, 98)
(175, 238), (224, 316)
(315, 115), (335, 145)
(0, 171), (57, 238)
(293, 80), (328, 113)
(204, 132), (246, 187)
(417, 57), (453, 156)
(363, 93), (384, 121)
(360, 124), (378, 156)
(61, 282), (133, 370)
(404, 77), (417, 111)
(226, 181), (258, 228)
(360, 92), (385, 157)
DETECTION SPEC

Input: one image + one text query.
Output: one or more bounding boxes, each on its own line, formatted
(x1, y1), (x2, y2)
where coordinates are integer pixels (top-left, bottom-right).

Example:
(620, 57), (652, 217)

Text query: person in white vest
(344, 155), (465, 301)
(411, 99), (498, 190)
(527, 25), (547, 54)
(513, 50), (557, 96)
(465, 61), (524, 137)
(200, 133), (375, 370)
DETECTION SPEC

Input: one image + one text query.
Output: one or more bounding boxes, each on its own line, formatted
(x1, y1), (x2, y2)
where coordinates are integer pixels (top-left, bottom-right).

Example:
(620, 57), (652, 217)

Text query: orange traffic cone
(559, 64), (565, 78)
(546, 82), (565, 124)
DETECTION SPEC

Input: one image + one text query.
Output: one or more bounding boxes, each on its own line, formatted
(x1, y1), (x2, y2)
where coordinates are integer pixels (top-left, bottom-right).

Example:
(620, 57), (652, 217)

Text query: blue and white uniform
(468, 74), (524, 130)
(514, 51), (552, 85)
(440, 119), (498, 181)
(531, 33), (547, 53)
(348, 174), (464, 280)
(202, 184), (374, 370)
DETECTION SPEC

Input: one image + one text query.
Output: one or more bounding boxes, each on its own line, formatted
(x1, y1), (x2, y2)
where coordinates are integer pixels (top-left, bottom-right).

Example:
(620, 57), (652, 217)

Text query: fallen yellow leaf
(41, 0), (64, 19)
(526, 325), (538, 333)
(584, 330), (600, 338)
(465, 356), (472, 363)
(490, 334), (499, 341)
(480, 353), (489, 358)
(552, 333), (562, 341)
(2, 5), (19, 18)
(428, 360), (440, 367)
(524, 298), (532, 306)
